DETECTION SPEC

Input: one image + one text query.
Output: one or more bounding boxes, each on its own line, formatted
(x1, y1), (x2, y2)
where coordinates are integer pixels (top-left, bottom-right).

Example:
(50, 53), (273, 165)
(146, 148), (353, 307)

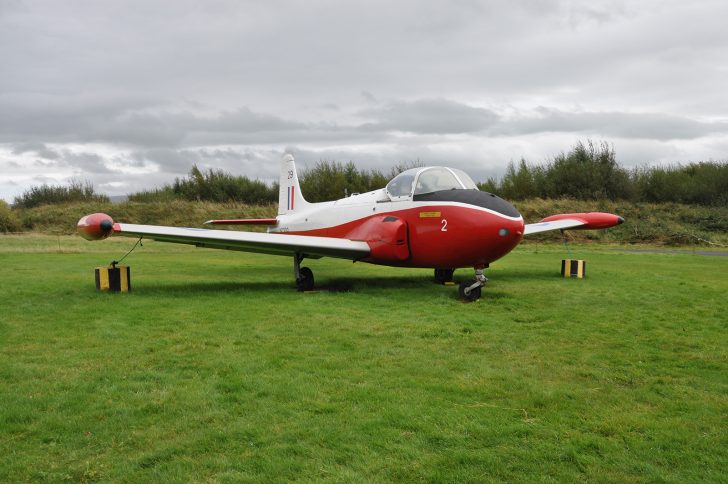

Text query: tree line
(9, 141), (728, 209)
(478, 141), (727, 205)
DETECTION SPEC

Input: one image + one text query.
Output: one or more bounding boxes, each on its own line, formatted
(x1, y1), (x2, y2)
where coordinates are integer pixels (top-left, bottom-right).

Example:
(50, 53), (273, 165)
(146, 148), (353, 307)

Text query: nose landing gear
(458, 267), (487, 301)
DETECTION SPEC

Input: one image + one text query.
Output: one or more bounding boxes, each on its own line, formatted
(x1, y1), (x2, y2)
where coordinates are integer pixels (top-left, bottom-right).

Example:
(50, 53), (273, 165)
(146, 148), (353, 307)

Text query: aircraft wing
(524, 219), (589, 235)
(78, 213), (370, 260)
(115, 223), (370, 259)
(524, 212), (624, 235)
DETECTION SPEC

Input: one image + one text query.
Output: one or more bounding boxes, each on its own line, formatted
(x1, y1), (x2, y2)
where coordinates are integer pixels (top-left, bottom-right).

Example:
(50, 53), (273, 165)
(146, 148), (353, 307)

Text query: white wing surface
(523, 219), (588, 235)
(115, 223), (370, 260)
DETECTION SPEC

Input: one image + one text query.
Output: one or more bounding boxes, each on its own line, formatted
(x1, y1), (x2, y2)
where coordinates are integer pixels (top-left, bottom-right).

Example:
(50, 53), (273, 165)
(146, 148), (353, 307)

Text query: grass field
(1, 235), (726, 482)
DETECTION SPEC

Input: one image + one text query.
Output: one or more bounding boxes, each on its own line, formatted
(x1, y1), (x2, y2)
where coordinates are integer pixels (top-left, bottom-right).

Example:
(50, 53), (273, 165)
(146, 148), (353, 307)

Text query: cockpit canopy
(385, 167), (478, 200)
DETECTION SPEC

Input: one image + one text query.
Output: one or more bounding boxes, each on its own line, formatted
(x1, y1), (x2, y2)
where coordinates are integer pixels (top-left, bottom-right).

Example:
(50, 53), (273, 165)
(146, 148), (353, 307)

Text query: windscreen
(450, 169), (478, 190)
(386, 169), (418, 198)
(414, 168), (464, 195)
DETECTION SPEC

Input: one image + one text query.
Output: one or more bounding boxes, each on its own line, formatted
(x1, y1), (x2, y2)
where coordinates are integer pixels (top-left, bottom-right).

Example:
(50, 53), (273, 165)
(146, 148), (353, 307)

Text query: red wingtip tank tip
(540, 212), (624, 230)
(77, 213), (115, 240)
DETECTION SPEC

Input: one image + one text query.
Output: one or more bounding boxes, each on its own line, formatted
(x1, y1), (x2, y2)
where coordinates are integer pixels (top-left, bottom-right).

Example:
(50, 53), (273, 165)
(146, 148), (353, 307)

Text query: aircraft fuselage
(272, 187), (524, 268)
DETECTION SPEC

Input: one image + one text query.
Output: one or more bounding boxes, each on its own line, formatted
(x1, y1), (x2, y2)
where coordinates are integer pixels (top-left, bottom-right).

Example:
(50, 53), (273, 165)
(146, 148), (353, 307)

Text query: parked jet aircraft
(78, 154), (623, 300)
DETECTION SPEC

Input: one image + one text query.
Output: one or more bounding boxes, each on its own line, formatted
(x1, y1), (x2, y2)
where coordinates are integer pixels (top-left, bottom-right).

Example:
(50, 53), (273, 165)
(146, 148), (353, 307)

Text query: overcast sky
(1, 0), (727, 202)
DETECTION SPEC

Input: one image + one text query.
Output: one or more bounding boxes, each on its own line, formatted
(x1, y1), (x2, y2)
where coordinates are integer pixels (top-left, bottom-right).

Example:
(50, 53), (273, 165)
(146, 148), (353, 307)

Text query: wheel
(458, 279), (481, 301)
(434, 268), (455, 284)
(296, 266), (315, 292)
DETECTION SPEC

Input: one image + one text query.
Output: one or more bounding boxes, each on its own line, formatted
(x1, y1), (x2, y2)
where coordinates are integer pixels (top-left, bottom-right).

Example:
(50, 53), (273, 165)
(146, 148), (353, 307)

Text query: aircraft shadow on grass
(138, 276), (431, 295)
(494, 269), (565, 283)
(136, 274), (517, 300)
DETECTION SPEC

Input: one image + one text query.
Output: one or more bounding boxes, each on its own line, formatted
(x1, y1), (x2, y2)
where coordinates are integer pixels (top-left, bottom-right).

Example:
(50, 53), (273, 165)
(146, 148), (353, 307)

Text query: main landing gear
(434, 268), (455, 284)
(294, 253), (314, 291)
(458, 267), (488, 302)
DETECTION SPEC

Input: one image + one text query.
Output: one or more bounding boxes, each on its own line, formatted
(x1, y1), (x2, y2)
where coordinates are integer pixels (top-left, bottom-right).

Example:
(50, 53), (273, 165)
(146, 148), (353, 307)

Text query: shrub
(171, 165), (277, 204)
(299, 160), (391, 202)
(13, 180), (110, 208)
(541, 140), (633, 200)
(127, 187), (177, 203)
(633, 162), (728, 206)
(479, 140), (725, 205)
(0, 200), (20, 233)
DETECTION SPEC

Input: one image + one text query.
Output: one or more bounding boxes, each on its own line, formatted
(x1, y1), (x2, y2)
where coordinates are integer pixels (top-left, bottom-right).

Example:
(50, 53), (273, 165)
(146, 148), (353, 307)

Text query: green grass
(1, 235), (726, 482)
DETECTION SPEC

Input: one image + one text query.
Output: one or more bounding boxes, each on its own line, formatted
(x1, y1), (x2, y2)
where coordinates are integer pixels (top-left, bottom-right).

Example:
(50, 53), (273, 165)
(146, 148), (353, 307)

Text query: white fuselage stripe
(272, 196), (523, 233)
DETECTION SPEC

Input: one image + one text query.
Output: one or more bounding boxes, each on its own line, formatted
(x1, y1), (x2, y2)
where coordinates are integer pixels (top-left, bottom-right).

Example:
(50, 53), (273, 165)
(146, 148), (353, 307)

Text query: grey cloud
(19, 148), (115, 175)
(0, 94), (177, 146)
(563, 2), (630, 28)
(360, 99), (500, 134)
(0, 101), (310, 147)
(11, 142), (60, 159)
(360, 91), (377, 103)
(2, 0), (728, 201)
(33, 159), (55, 168)
(12, 142), (44, 155)
(30, 174), (65, 185)
(500, 108), (728, 140)
(130, 148), (200, 171)
(63, 151), (114, 175)
(126, 147), (280, 184)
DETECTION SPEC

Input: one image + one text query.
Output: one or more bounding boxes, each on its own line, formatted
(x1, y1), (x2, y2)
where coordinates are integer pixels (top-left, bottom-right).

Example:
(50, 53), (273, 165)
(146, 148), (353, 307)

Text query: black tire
(296, 266), (315, 292)
(434, 268), (455, 284)
(458, 280), (481, 301)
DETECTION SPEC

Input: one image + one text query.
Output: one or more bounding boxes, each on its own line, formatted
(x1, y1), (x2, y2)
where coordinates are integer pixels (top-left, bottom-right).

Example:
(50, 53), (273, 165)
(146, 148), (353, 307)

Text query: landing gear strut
(458, 267), (487, 301)
(434, 268), (455, 284)
(294, 253), (314, 291)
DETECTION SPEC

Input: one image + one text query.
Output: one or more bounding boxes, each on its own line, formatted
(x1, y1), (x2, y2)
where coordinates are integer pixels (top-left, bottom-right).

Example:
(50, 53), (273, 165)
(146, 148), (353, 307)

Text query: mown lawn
(1, 235), (726, 482)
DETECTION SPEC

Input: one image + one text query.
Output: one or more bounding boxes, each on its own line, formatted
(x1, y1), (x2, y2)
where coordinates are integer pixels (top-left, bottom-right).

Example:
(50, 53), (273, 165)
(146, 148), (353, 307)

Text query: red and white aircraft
(78, 154), (623, 300)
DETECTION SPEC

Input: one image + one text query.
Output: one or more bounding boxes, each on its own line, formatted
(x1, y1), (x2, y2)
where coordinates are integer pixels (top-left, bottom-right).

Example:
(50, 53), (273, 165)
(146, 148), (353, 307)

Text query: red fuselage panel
(287, 205), (524, 268)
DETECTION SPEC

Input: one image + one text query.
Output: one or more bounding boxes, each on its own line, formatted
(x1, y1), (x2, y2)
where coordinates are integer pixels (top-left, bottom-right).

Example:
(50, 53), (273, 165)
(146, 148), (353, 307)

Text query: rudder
(278, 154), (310, 215)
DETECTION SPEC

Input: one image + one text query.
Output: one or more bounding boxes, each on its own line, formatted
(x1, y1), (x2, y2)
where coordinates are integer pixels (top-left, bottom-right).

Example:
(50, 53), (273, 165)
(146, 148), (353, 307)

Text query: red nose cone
(77, 213), (115, 240)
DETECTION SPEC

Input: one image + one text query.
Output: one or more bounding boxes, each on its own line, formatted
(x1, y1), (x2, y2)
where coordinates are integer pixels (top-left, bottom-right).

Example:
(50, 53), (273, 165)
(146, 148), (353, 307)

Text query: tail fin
(278, 154), (310, 215)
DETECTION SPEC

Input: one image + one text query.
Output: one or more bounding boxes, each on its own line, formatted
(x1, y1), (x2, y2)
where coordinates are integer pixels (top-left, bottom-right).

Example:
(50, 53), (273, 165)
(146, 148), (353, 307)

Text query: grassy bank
(5, 198), (727, 246)
(0, 236), (726, 481)
(516, 198), (728, 246)
(8, 200), (277, 235)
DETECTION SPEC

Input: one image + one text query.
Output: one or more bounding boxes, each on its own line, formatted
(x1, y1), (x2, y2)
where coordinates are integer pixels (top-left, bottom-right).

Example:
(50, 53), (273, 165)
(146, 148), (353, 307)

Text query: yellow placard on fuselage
(419, 211), (441, 218)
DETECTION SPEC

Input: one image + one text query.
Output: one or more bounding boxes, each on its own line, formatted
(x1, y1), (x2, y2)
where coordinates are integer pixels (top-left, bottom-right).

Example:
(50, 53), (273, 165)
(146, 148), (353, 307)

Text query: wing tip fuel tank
(77, 213), (115, 240)
(540, 212), (624, 230)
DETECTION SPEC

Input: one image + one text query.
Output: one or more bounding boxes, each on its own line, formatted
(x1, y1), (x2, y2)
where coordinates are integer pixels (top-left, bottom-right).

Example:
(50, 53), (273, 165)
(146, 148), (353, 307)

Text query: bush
(127, 187), (177, 203)
(171, 165), (277, 204)
(13, 180), (110, 208)
(633, 162), (728, 206)
(542, 141), (633, 200)
(497, 158), (544, 200)
(0, 200), (20, 233)
(479, 140), (725, 205)
(299, 160), (390, 202)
